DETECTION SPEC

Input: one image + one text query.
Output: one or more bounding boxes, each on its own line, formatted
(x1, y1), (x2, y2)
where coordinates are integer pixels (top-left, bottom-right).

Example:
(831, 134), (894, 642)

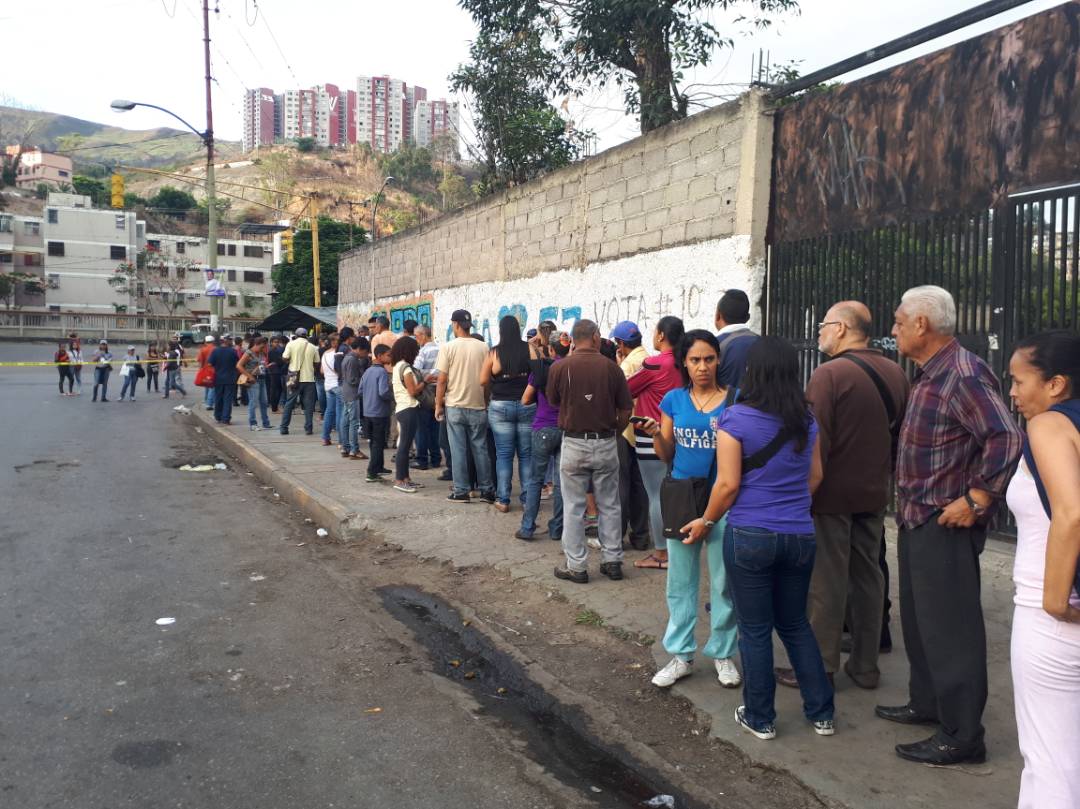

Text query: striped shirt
(896, 339), (1023, 529)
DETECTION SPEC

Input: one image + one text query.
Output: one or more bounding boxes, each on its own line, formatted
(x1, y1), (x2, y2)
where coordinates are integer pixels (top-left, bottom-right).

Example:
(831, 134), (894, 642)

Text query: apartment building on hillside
(240, 75), (455, 155)
(0, 211), (45, 307)
(145, 233), (274, 319)
(8, 148), (74, 191)
(40, 193), (142, 313)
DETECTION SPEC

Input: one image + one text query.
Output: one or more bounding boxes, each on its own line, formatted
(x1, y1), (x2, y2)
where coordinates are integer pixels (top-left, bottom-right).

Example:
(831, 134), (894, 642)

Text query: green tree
(296, 137), (316, 153)
(437, 172), (473, 210)
(271, 216), (365, 310)
(451, 4), (581, 193)
(379, 144), (436, 190)
(148, 185), (197, 211)
(73, 175), (109, 207)
(457, 0), (798, 135)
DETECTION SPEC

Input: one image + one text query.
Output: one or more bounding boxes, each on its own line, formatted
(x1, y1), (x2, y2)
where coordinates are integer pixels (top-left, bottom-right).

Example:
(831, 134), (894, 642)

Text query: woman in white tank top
(1005, 330), (1080, 809)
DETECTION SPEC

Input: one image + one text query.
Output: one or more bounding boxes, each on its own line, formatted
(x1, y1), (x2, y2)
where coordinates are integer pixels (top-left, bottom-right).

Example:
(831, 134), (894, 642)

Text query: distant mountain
(0, 105), (241, 170)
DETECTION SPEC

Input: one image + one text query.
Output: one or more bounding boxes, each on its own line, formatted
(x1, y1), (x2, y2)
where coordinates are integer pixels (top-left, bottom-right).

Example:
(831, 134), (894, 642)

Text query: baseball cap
(526, 328), (538, 339)
(294, 327), (308, 337)
(204, 335), (215, 343)
(450, 309), (472, 326)
(127, 345), (135, 350)
(610, 321), (641, 342)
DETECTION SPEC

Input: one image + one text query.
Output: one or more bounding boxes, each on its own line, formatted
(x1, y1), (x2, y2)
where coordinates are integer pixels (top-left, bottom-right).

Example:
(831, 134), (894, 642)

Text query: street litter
(590, 786), (602, 794)
(155, 617), (176, 626)
(316, 528), (328, 538)
(363, 707), (383, 714)
(178, 463), (226, 472)
(214, 463), (227, 470)
(644, 796), (676, 808)
(194, 427), (203, 434)
(172, 405), (191, 414)
(296, 542), (306, 547)
(464, 671), (476, 680)
(249, 574), (266, 582)
(304, 518), (313, 524)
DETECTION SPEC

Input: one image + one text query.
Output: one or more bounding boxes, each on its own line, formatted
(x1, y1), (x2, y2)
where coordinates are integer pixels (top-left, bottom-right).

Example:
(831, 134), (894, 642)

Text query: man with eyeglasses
(775, 301), (908, 696)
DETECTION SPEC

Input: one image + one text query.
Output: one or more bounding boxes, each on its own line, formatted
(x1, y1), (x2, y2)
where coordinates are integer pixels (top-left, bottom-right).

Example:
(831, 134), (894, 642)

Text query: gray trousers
(807, 510), (886, 678)
(560, 436), (623, 572)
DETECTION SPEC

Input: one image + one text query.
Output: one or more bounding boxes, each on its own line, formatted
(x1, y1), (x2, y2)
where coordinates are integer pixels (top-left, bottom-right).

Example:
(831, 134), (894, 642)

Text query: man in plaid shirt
(876, 285), (1022, 766)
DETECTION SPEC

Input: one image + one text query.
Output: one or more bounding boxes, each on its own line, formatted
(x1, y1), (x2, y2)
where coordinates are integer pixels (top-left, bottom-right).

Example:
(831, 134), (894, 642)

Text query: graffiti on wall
(338, 297), (434, 332)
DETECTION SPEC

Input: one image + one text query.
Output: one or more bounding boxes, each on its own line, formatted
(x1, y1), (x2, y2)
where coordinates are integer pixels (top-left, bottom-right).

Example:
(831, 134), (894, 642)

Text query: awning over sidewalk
(257, 305), (337, 334)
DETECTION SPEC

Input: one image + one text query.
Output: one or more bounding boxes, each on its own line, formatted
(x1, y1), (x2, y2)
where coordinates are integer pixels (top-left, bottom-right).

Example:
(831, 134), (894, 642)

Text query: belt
(564, 430), (616, 440)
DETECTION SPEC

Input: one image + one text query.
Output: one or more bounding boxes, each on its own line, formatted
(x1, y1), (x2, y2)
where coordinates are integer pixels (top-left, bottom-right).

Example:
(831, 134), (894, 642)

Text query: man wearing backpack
(774, 301), (909, 693)
(714, 289), (758, 389)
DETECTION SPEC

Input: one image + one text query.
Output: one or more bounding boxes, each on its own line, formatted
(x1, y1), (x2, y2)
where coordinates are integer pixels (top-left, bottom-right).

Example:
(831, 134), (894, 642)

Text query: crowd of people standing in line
(49, 285), (1080, 808)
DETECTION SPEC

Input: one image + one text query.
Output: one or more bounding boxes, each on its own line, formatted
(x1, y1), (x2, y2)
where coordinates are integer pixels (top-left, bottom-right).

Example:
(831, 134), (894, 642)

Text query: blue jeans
(341, 400), (360, 454)
(415, 407), (441, 467)
(445, 406), (494, 497)
(280, 381), (315, 433)
(120, 371), (138, 400)
(322, 386), (339, 442)
(488, 399), (536, 505)
(214, 383), (236, 423)
(723, 524), (834, 730)
(520, 427), (563, 538)
(204, 383), (214, 407)
(248, 377), (270, 427)
(164, 368), (186, 397)
(316, 378), (326, 415)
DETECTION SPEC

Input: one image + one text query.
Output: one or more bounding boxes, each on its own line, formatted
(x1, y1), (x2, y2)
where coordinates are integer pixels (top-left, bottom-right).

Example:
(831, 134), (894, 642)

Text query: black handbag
(400, 363), (436, 411)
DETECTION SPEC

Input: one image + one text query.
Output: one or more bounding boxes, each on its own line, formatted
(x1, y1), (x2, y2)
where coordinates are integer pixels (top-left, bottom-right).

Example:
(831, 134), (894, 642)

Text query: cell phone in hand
(629, 416), (651, 426)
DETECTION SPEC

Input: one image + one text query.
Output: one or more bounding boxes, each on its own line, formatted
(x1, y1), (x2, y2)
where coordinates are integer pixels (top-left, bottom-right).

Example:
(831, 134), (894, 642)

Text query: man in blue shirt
(208, 335), (240, 425)
(715, 289), (759, 389)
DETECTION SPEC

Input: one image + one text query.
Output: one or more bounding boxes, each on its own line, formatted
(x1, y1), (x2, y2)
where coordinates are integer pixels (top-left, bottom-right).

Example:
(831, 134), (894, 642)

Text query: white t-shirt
(321, 350), (339, 389)
(392, 360), (419, 413)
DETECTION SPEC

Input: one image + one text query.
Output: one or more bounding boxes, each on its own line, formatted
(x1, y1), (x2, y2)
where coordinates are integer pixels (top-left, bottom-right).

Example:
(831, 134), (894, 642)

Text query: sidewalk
(189, 406), (1022, 809)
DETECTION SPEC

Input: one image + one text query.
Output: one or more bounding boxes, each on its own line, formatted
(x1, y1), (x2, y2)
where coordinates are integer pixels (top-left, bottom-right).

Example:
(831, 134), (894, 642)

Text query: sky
(0, 0), (1065, 156)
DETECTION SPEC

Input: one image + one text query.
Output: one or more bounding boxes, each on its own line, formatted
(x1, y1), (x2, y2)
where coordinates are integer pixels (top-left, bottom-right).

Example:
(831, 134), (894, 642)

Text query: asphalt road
(0, 343), (570, 809)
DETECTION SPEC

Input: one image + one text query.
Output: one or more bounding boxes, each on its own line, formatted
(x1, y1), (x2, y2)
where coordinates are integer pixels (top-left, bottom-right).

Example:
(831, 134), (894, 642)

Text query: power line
(220, 1), (266, 71)
(257, 3), (300, 85)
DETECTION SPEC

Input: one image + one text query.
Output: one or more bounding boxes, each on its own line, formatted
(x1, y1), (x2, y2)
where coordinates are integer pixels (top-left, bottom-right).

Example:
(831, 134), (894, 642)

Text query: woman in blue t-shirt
(639, 330), (741, 691)
(686, 335), (834, 742)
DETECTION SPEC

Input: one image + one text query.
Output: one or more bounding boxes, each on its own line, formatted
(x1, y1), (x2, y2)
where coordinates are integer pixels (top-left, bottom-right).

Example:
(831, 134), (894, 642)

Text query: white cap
(204, 335), (215, 343)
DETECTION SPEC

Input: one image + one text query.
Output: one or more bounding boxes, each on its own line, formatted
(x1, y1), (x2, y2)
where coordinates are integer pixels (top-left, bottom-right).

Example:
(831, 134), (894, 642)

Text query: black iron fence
(765, 183), (1079, 535)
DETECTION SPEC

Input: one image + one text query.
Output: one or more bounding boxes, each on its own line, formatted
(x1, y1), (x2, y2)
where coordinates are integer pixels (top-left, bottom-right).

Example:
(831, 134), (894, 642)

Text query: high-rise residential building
(413, 99), (460, 155)
(242, 88), (276, 152)
(241, 77), (456, 155)
(356, 76), (411, 153)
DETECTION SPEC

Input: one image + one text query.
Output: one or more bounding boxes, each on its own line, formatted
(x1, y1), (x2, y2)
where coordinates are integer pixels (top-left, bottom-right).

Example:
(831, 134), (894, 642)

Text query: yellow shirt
(619, 345), (649, 443)
(282, 338), (318, 383)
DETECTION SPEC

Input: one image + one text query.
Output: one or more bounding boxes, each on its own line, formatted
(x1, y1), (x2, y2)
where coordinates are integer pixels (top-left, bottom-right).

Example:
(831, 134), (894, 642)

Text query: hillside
(0, 105), (241, 169)
(124, 144), (479, 239)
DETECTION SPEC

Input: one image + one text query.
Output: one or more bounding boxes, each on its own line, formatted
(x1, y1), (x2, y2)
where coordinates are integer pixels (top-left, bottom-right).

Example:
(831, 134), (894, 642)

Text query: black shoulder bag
(837, 353), (901, 462)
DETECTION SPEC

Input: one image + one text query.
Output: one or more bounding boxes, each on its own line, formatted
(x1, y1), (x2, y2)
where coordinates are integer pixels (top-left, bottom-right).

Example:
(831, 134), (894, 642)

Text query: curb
(184, 408), (361, 542)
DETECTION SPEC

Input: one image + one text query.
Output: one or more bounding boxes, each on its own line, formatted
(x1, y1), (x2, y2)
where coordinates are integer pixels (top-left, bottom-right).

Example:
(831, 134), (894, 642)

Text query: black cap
(450, 309), (472, 326)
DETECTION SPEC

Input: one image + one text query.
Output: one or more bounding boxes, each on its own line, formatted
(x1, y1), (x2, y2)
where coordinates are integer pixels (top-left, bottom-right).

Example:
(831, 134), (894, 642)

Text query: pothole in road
(379, 586), (703, 809)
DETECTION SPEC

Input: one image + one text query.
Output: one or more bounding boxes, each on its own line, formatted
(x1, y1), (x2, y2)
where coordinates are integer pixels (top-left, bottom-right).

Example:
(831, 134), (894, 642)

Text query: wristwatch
(703, 519), (717, 528)
(964, 492), (987, 516)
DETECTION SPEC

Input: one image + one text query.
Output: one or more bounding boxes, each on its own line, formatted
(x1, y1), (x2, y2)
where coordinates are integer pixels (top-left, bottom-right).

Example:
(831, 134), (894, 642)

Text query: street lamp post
(112, 101), (218, 328)
(369, 176), (395, 309)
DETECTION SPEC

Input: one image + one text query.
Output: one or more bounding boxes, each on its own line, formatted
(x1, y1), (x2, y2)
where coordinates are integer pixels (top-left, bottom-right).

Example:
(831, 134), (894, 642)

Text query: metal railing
(0, 310), (262, 342)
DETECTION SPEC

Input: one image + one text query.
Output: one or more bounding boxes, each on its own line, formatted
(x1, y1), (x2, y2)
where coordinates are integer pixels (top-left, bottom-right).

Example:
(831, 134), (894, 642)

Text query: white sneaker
(651, 658), (693, 688)
(735, 705), (776, 740)
(812, 719), (835, 736)
(714, 657), (742, 688)
(586, 537), (601, 550)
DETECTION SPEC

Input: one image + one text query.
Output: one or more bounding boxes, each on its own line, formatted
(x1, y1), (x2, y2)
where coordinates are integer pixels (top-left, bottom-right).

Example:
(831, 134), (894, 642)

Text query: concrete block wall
(339, 89), (773, 338)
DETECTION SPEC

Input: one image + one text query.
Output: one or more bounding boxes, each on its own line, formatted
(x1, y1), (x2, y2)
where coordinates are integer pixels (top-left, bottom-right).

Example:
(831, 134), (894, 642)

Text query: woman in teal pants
(640, 329), (741, 690)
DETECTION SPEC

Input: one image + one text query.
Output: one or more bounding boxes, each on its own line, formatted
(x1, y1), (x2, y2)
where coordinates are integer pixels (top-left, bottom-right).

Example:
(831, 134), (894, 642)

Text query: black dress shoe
(554, 566), (588, 584)
(599, 562), (623, 581)
(895, 735), (986, 765)
(875, 704), (938, 726)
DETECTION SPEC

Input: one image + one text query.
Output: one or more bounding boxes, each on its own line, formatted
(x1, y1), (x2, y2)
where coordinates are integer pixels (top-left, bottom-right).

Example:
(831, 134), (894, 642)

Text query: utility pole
(311, 199), (321, 309)
(202, 0), (219, 331)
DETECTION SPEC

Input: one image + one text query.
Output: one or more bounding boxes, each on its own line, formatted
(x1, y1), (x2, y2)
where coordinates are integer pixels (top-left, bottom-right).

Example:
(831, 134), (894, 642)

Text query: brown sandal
(633, 553), (668, 570)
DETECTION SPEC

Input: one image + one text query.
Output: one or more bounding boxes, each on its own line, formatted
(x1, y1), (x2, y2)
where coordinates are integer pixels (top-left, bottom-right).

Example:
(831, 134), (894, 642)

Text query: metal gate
(766, 184), (1079, 385)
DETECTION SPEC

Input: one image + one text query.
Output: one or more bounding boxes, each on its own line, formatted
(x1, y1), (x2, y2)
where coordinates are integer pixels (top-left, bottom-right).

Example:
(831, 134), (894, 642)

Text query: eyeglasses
(816, 321), (842, 331)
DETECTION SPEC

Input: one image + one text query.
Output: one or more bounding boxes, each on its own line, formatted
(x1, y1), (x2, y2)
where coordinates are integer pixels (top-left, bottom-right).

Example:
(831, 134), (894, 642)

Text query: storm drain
(378, 586), (704, 809)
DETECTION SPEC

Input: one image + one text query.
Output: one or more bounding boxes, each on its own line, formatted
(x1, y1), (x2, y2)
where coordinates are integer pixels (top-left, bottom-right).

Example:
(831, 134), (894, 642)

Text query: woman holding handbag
(685, 336), (831, 741)
(119, 345), (141, 401)
(639, 330), (740, 690)
(1006, 329), (1080, 809)
(237, 336), (272, 431)
(390, 336), (427, 494)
